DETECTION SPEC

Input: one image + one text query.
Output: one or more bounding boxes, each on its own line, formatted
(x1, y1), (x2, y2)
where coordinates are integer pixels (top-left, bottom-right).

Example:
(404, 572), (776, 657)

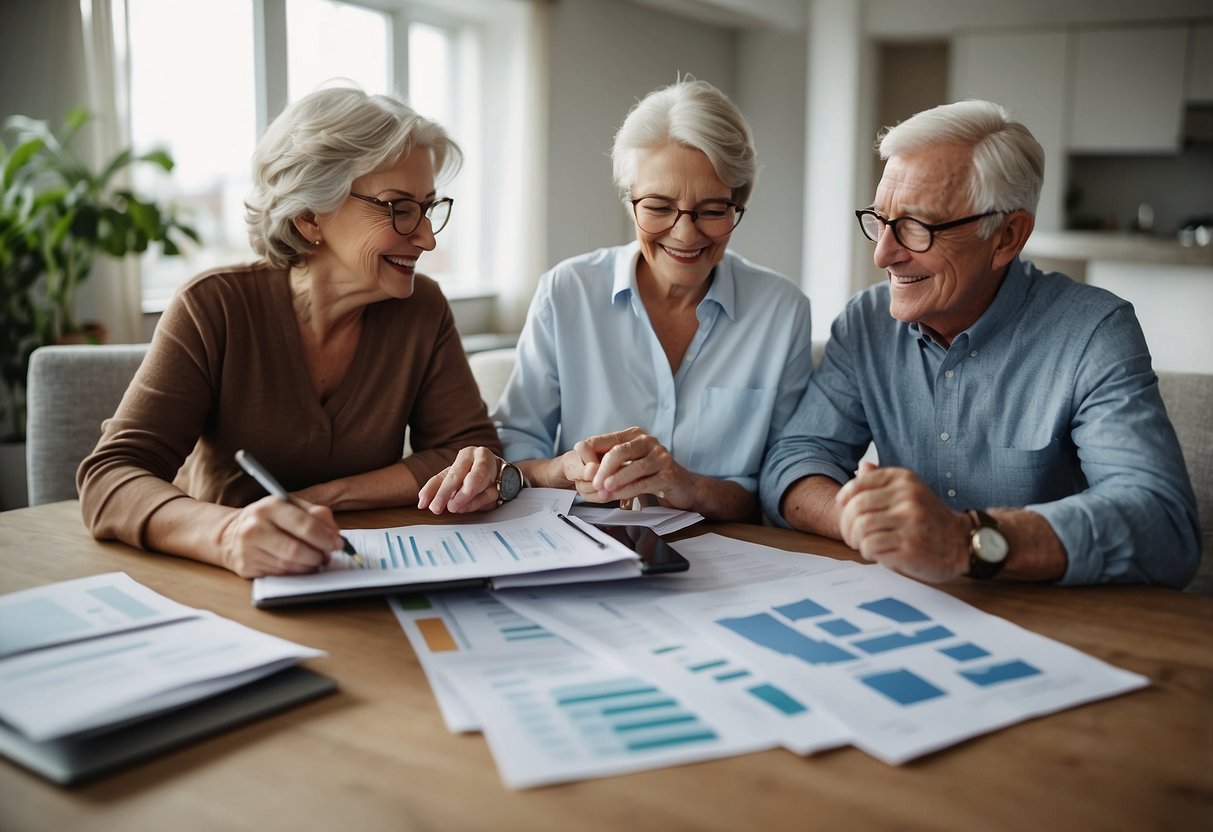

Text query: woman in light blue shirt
(419, 79), (813, 521)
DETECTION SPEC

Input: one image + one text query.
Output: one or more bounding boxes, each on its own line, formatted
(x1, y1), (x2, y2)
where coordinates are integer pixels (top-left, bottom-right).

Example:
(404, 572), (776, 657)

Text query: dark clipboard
(0, 666), (336, 785)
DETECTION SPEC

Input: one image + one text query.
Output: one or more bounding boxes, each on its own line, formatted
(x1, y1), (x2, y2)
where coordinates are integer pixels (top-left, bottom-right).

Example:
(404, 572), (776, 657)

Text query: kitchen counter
(1024, 230), (1213, 268)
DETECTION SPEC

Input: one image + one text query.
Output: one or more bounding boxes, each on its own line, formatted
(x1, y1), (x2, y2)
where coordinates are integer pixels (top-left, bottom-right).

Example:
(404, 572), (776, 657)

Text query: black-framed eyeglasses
(349, 193), (454, 235)
(629, 196), (745, 236)
(855, 208), (1005, 253)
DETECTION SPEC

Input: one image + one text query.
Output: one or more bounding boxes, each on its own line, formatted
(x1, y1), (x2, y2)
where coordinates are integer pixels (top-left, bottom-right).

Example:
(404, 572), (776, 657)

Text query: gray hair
(246, 86), (462, 268)
(611, 78), (758, 207)
(878, 99), (1043, 238)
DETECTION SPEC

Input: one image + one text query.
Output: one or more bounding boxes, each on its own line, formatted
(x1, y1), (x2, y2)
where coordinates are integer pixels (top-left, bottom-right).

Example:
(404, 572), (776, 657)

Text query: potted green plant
(0, 107), (198, 443)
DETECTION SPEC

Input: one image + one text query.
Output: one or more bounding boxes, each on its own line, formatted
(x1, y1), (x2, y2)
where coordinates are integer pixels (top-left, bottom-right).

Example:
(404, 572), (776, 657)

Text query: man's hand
(835, 462), (970, 582)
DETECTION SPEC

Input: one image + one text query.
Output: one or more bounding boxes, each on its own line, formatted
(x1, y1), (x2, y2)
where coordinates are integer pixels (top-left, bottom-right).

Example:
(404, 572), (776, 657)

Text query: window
(128, 0), (491, 311)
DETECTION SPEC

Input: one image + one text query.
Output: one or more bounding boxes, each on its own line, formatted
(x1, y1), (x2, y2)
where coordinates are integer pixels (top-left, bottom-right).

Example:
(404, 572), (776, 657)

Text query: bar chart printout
(253, 512), (637, 603)
(388, 590), (575, 733)
(435, 647), (773, 789)
(659, 565), (1149, 764)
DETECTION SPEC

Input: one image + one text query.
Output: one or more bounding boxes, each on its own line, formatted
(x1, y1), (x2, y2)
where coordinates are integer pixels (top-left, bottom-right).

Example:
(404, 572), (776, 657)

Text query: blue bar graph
(688, 659), (728, 673)
(87, 587), (157, 619)
(410, 536), (423, 567)
(860, 668), (946, 706)
(773, 598), (831, 620)
(858, 597), (930, 623)
(818, 618), (861, 637)
(551, 676), (719, 755)
(455, 532), (476, 563)
(940, 642), (990, 661)
(852, 625), (955, 655)
(960, 659), (1042, 687)
(717, 613), (857, 664)
(714, 669), (751, 682)
(537, 529), (557, 549)
(747, 683), (809, 715)
(494, 531), (520, 560)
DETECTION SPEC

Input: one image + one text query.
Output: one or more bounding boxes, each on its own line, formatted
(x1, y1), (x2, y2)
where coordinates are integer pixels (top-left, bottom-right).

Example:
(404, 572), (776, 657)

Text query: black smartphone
(591, 524), (690, 574)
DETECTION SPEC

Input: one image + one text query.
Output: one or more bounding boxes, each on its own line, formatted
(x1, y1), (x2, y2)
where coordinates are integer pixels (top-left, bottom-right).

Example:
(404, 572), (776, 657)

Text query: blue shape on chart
(773, 598), (831, 620)
(858, 597), (930, 623)
(817, 618), (861, 637)
(717, 613), (856, 665)
(959, 659), (1042, 687)
(88, 587), (157, 619)
(860, 668), (947, 706)
(853, 625), (954, 655)
(747, 683), (809, 715)
(940, 642), (990, 662)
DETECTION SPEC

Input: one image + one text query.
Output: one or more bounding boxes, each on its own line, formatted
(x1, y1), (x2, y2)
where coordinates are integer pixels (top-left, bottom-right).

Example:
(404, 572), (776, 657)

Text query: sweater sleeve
(77, 282), (222, 548)
(399, 286), (502, 484)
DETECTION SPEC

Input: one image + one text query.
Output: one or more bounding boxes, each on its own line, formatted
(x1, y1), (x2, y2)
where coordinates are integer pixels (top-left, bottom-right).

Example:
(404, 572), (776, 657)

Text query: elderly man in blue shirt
(761, 99), (1199, 588)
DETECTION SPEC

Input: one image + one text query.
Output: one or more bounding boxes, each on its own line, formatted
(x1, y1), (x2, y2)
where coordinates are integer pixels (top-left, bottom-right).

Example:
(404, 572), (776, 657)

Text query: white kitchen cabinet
(949, 30), (1069, 232)
(1069, 26), (1189, 154)
(1188, 24), (1213, 102)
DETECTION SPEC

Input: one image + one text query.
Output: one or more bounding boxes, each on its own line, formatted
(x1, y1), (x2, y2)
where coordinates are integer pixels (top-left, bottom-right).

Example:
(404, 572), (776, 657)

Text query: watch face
(498, 463), (523, 502)
(974, 528), (1009, 564)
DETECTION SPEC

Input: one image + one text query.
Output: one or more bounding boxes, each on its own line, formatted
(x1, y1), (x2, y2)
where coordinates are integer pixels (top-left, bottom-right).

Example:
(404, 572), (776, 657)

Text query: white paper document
(434, 645), (774, 789)
(387, 589), (578, 732)
(493, 533), (857, 755)
(0, 575), (324, 742)
(0, 572), (198, 658)
(570, 505), (704, 535)
(253, 510), (639, 605)
(659, 565), (1150, 764)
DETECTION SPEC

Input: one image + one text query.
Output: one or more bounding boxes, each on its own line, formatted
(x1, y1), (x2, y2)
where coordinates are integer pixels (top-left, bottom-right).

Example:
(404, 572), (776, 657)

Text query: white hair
(611, 78), (758, 206)
(246, 86), (461, 268)
(878, 99), (1043, 237)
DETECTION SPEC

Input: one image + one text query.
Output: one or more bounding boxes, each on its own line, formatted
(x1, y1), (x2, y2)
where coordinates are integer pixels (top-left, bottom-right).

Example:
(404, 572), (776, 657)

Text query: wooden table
(1, 501), (1210, 831)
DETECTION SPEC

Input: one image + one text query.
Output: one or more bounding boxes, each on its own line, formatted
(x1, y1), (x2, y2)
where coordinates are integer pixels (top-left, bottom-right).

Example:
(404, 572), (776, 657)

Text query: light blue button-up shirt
(495, 242), (814, 493)
(760, 258), (1199, 588)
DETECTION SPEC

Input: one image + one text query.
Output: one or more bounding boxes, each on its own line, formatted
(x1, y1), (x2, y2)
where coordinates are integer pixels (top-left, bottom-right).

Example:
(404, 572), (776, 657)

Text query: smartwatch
(965, 508), (1009, 579)
(495, 457), (523, 506)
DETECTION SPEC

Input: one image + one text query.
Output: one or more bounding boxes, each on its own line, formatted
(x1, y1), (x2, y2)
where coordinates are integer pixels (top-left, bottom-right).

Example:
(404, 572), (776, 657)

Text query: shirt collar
(906, 257), (1031, 351)
(611, 240), (737, 321)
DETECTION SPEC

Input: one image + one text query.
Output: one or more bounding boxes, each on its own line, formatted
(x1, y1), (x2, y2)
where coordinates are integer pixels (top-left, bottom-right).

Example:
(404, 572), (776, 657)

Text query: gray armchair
(25, 344), (149, 505)
(1157, 370), (1213, 595)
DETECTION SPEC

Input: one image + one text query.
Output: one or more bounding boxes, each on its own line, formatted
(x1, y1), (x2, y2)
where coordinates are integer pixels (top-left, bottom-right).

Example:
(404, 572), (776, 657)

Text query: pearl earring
(314, 239), (321, 245)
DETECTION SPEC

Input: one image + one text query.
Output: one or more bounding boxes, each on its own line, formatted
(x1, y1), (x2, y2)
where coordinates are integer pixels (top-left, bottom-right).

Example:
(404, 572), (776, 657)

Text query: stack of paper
(0, 573), (333, 784)
(391, 533), (1149, 788)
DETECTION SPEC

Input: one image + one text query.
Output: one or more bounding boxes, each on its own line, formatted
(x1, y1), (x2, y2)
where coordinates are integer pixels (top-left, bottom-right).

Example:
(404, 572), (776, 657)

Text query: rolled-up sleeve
(760, 312), (872, 526)
(1028, 305), (1199, 588)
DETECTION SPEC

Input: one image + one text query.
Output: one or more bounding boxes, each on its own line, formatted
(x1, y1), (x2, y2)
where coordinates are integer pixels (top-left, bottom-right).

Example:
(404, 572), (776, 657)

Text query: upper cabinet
(1068, 26), (1189, 154)
(950, 30), (1069, 232)
(1188, 24), (1213, 102)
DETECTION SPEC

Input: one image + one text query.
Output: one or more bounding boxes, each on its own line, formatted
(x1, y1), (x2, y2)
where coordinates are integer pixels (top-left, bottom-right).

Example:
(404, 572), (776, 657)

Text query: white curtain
(77, 0), (144, 344)
(490, 0), (551, 333)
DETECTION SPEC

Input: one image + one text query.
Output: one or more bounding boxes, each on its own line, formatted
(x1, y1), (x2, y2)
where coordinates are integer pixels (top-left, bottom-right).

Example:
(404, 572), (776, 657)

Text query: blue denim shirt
(495, 242), (814, 493)
(760, 258), (1199, 588)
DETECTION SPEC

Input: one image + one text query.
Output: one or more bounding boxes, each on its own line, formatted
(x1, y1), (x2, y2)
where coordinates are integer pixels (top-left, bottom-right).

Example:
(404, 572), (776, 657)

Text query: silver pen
(235, 449), (363, 566)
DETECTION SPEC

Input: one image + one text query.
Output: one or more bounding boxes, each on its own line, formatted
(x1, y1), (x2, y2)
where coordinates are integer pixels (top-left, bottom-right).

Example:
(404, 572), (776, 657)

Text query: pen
(234, 449), (363, 566)
(557, 513), (606, 549)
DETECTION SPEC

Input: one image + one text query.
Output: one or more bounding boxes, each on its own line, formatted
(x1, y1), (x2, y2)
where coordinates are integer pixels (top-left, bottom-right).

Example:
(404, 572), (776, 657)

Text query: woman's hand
(418, 446), (503, 514)
(215, 495), (345, 578)
(579, 427), (698, 509)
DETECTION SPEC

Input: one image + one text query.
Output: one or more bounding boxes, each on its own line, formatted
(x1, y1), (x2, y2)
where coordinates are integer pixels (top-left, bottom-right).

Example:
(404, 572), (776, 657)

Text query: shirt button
(947, 489), (957, 497)
(970, 350), (978, 357)
(945, 370), (954, 379)
(945, 471), (953, 479)
(940, 432), (950, 441)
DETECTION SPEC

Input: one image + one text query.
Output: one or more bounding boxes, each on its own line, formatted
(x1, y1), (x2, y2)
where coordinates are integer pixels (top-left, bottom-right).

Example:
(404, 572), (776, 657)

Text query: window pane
(129, 0), (257, 309)
(288, 0), (390, 100)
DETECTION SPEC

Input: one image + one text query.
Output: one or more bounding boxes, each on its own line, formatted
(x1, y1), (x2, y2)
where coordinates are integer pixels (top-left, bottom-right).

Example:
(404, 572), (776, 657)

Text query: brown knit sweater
(78, 262), (500, 548)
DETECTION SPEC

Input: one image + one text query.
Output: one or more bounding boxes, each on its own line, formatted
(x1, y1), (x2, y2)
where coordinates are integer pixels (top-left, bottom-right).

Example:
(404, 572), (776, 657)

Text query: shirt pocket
(988, 442), (1064, 505)
(689, 386), (777, 481)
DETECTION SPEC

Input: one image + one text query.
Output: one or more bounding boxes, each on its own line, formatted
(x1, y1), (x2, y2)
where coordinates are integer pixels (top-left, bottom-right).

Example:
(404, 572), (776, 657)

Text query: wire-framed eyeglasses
(349, 193), (454, 235)
(855, 208), (1005, 253)
(630, 196), (745, 236)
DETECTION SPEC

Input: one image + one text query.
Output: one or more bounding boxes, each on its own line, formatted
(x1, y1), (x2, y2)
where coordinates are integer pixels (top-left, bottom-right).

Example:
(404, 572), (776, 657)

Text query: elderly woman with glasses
(419, 79), (813, 522)
(78, 86), (500, 578)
